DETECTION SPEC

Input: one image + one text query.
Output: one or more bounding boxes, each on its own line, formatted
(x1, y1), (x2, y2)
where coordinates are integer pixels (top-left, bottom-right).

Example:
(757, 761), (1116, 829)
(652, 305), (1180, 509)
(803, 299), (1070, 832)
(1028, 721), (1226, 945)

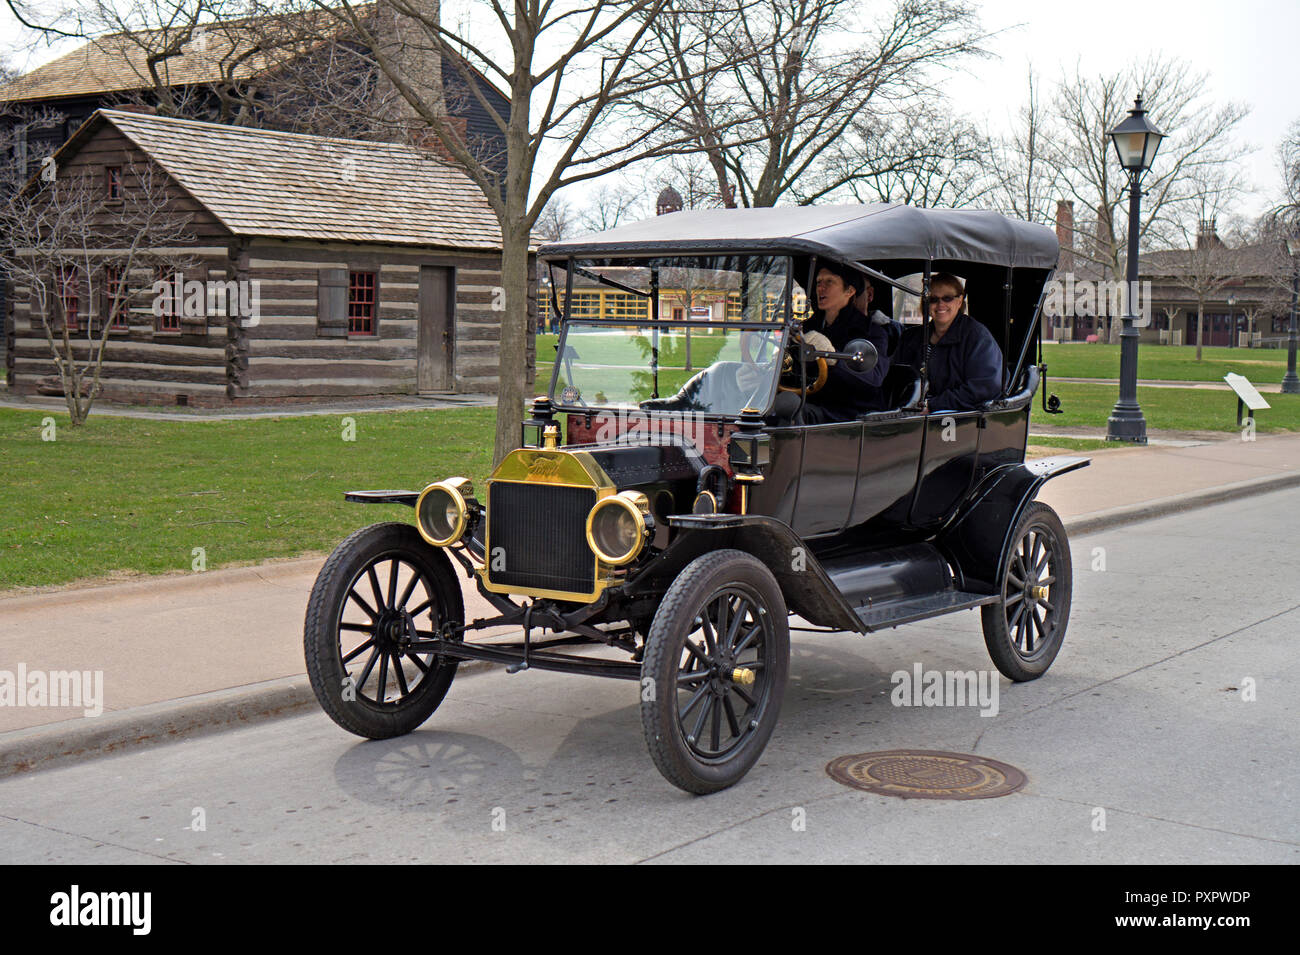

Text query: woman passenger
(896, 273), (1003, 412)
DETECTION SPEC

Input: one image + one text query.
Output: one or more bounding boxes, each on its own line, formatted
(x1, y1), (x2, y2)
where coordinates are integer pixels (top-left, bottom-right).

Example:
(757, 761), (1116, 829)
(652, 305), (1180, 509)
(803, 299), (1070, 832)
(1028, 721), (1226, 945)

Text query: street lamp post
(1283, 238), (1300, 394)
(1227, 293), (1236, 349)
(1106, 96), (1165, 444)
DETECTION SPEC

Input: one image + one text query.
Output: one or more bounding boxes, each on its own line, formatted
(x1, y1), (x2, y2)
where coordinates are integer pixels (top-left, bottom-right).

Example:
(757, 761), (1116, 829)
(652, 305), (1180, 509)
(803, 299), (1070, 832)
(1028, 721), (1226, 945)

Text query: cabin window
(104, 265), (129, 328)
(106, 166), (122, 200)
(348, 271), (376, 335)
(58, 266), (80, 331)
(155, 267), (179, 331)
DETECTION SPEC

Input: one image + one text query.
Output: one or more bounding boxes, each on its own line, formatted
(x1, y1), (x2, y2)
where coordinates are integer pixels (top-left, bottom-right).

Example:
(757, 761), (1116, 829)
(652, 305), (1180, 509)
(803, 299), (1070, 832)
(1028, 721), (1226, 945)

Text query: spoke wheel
(981, 501), (1071, 682)
(641, 549), (789, 794)
(305, 522), (464, 739)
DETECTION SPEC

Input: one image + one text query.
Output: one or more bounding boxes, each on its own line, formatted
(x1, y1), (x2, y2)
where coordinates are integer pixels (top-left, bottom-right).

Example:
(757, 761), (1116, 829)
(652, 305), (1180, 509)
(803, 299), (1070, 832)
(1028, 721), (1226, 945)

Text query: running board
(856, 590), (999, 632)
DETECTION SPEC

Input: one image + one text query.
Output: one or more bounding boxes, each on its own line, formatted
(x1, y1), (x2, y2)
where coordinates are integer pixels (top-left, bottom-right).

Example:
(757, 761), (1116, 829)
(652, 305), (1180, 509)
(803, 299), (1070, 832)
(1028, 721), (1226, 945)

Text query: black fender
(633, 513), (866, 633)
(344, 490), (418, 506)
(937, 456), (1089, 593)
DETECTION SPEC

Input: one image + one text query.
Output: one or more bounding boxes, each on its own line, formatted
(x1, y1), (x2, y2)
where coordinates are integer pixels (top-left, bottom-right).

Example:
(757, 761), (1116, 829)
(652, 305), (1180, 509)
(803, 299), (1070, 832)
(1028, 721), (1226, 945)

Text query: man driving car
(768, 262), (891, 424)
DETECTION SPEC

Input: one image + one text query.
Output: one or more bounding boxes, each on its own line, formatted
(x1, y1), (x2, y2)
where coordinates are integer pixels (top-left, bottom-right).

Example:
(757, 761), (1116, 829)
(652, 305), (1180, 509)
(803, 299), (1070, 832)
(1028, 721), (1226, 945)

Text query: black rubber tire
(981, 501), (1072, 682)
(640, 549), (789, 794)
(304, 522), (464, 739)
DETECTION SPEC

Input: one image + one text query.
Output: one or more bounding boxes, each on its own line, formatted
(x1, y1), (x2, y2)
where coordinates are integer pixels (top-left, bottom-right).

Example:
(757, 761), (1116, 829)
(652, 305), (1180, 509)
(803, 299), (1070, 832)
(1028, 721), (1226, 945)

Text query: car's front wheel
(640, 549), (789, 794)
(981, 501), (1072, 681)
(304, 522), (464, 739)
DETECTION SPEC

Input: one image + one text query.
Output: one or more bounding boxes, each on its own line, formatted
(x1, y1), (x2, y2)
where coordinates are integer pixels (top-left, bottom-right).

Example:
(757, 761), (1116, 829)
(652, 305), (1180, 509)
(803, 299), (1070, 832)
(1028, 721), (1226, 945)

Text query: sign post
(1223, 373), (1270, 427)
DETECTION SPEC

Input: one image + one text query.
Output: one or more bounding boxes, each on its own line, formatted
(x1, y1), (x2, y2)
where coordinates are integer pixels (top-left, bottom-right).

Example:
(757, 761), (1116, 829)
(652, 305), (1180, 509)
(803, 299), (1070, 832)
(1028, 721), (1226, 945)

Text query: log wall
(6, 124), (533, 406)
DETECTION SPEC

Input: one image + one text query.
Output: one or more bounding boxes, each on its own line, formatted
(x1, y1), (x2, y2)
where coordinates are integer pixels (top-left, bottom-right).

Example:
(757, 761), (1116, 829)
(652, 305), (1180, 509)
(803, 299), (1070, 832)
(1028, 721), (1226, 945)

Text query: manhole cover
(826, 750), (1027, 800)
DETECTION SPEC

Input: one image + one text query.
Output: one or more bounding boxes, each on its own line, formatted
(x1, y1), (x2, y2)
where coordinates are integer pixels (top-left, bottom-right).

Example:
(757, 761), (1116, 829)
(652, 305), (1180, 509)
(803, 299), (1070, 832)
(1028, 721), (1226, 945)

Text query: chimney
(1095, 202), (1113, 259)
(376, 1), (447, 132)
(1197, 218), (1221, 249)
(1055, 200), (1074, 273)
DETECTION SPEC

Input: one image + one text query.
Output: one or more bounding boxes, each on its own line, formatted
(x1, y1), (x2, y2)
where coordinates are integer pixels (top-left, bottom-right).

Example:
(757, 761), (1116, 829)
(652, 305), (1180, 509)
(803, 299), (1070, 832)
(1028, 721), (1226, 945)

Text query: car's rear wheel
(640, 550), (789, 794)
(981, 501), (1071, 682)
(304, 522), (463, 739)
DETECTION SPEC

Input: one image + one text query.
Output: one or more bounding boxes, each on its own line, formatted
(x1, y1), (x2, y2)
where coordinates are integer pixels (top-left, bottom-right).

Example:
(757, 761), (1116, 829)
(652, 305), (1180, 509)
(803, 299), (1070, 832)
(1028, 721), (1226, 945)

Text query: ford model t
(304, 204), (1087, 794)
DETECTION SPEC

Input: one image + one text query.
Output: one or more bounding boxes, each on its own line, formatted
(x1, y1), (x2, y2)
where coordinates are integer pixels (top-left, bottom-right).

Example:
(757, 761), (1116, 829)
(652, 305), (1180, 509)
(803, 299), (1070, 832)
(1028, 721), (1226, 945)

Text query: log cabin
(4, 108), (532, 406)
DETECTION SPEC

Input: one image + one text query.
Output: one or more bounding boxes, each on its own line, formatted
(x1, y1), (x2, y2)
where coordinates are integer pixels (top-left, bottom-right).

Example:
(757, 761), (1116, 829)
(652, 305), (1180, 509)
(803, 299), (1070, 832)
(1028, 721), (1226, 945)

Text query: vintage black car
(303, 204), (1087, 794)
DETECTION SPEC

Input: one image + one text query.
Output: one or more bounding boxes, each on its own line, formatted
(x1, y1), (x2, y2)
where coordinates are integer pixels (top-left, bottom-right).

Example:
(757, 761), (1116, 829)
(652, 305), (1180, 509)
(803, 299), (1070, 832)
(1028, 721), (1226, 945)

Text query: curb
(0, 676), (318, 778)
(3, 473), (1298, 779)
(1061, 470), (1300, 536)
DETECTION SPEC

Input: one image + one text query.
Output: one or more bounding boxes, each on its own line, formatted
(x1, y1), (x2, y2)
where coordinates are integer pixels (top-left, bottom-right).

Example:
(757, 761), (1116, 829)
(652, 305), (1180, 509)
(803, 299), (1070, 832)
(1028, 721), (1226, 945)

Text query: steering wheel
(777, 331), (828, 396)
(739, 329), (780, 366)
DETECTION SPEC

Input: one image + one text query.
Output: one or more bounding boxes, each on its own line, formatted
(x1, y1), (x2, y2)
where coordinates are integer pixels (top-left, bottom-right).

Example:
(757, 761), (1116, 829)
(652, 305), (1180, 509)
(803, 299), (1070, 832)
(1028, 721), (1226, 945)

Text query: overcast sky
(2, 0), (1293, 217)
(953, 0), (1293, 219)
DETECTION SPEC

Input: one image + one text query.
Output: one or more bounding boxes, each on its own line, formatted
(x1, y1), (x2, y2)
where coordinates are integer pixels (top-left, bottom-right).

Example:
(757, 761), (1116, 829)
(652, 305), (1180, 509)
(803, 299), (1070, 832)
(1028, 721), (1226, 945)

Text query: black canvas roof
(540, 203), (1059, 270)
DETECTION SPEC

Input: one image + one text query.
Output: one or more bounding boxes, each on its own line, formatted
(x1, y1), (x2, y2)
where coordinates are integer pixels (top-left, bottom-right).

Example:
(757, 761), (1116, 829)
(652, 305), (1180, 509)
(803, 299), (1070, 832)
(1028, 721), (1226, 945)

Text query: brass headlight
(585, 491), (651, 566)
(415, 478), (472, 547)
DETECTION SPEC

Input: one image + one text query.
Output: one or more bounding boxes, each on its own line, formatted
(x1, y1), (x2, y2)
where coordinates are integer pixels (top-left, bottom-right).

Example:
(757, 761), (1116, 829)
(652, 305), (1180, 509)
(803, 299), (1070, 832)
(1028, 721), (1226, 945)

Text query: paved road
(1, 488), (1297, 864)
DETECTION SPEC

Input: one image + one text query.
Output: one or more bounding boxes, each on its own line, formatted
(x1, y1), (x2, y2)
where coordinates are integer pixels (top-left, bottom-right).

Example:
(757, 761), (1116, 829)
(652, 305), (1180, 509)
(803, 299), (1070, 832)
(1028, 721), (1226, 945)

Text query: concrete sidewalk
(1052, 376), (1290, 392)
(2, 430), (1298, 773)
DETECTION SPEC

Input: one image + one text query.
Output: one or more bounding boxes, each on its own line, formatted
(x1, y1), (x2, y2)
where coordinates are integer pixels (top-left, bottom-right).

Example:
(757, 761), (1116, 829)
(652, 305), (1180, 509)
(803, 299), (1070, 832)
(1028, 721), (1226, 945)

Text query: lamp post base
(1282, 374), (1300, 395)
(1106, 408), (1148, 444)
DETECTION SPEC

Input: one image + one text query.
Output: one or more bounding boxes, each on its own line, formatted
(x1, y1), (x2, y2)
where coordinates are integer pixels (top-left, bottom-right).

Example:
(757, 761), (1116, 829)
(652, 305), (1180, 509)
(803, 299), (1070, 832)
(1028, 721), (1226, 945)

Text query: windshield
(539, 254), (794, 415)
(548, 322), (787, 416)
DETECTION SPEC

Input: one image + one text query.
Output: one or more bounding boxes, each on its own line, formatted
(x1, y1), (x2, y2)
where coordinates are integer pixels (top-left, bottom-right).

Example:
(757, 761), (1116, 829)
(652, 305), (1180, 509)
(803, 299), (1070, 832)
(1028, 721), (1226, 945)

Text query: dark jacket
(801, 303), (892, 417)
(897, 312), (1003, 412)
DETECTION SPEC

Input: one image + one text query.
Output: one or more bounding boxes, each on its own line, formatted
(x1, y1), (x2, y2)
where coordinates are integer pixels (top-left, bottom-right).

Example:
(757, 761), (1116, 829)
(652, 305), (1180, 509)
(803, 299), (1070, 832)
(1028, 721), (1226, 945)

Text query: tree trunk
(493, 221), (531, 468)
(1196, 302), (1204, 362)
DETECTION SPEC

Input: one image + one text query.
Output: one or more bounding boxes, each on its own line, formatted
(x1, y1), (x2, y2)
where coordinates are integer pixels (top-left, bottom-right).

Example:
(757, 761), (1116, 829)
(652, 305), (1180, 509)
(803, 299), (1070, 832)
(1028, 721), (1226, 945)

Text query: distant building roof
(67, 109), (504, 249)
(1139, 241), (1282, 279)
(0, 7), (345, 102)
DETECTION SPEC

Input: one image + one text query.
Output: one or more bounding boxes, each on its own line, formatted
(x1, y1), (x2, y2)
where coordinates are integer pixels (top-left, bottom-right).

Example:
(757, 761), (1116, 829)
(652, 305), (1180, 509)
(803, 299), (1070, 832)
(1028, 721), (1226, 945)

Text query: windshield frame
(544, 253), (796, 418)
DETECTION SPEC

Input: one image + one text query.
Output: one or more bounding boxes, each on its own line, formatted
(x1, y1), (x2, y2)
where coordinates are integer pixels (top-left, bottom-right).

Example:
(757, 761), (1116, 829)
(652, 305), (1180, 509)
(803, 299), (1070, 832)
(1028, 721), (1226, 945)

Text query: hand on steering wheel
(777, 331), (829, 396)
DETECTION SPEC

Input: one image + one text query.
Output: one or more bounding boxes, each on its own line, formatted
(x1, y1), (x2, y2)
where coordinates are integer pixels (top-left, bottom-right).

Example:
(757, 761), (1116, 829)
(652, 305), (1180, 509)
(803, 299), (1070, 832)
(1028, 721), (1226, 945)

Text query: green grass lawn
(1044, 382), (1300, 433)
(1042, 342), (1290, 382)
(1026, 436), (1112, 454)
(0, 407), (495, 591)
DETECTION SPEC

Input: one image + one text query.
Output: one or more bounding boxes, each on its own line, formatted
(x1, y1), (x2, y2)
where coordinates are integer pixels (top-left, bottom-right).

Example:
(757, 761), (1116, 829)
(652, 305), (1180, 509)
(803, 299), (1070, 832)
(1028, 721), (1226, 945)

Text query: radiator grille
(486, 482), (599, 595)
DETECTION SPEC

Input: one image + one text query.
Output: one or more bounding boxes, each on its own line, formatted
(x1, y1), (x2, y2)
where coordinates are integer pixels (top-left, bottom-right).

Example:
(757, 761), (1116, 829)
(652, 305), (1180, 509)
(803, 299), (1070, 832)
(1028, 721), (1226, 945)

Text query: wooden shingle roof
(95, 109), (503, 250)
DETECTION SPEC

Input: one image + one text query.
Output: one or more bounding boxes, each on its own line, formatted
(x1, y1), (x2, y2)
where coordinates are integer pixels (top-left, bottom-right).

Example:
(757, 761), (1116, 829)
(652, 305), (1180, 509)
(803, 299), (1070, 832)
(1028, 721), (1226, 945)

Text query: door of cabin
(418, 265), (455, 392)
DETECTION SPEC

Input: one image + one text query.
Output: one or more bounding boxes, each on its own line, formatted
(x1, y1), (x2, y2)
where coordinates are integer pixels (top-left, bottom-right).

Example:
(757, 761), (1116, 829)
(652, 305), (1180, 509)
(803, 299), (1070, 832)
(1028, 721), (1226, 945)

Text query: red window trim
(106, 166), (121, 200)
(155, 268), (180, 332)
(58, 266), (80, 332)
(104, 265), (129, 328)
(348, 270), (377, 335)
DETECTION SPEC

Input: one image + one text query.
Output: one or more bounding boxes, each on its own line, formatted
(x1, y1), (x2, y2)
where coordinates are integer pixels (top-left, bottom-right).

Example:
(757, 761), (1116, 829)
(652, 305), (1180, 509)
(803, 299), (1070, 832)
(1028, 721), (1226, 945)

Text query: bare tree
(12, 0), (726, 461)
(1043, 56), (1250, 342)
(289, 0), (738, 465)
(839, 102), (994, 208)
(575, 182), (644, 234)
(0, 141), (196, 423)
(636, 0), (987, 208)
(534, 195), (575, 242)
(988, 66), (1059, 226)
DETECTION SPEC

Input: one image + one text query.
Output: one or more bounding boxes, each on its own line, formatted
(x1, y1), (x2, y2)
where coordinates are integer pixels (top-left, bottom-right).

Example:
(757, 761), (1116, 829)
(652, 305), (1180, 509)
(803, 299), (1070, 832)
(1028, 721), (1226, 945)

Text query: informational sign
(1224, 373), (1269, 426)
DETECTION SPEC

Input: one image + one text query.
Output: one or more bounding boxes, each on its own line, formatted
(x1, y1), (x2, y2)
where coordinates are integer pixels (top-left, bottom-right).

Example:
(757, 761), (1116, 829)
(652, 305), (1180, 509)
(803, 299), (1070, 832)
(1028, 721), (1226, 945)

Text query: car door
(909, 409), (981, 527)
(792, 419), (863, 536)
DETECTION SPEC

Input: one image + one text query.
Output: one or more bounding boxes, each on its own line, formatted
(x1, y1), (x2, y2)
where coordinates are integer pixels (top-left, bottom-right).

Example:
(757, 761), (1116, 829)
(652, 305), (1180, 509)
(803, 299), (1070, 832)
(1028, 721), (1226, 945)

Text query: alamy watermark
(891, 663), (999, 717)
(1043, 275), (1153, 328)
(593, 409), (710, 447)
(0, 664), (104, 717)
(151, 272), (261, 326)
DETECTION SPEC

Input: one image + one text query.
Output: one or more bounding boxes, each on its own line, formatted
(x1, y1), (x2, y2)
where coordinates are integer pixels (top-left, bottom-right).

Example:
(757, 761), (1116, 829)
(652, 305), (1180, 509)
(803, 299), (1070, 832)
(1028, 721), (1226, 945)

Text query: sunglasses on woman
(927, 293), (962, 305)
